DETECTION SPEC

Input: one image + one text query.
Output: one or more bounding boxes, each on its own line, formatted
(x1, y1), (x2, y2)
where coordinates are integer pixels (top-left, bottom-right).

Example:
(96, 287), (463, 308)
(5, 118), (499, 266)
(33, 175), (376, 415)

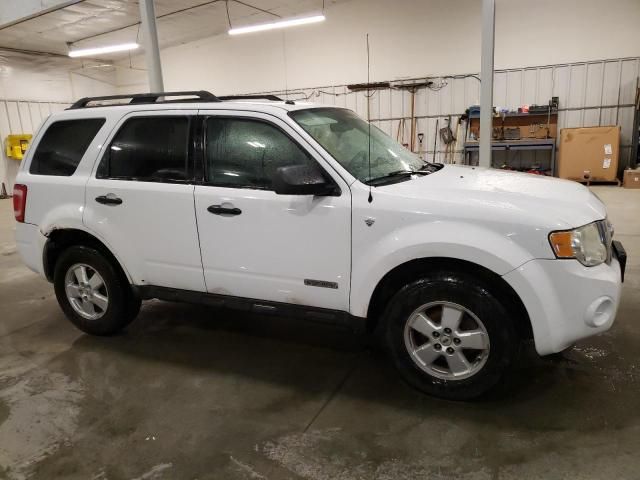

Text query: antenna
(366, 33), (373, 203)
(282, 30), (289, 100)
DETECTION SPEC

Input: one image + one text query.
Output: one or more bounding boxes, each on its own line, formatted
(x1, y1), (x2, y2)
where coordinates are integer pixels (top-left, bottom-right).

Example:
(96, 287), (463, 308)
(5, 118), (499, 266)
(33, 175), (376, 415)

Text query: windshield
(290, 108), (428, 183)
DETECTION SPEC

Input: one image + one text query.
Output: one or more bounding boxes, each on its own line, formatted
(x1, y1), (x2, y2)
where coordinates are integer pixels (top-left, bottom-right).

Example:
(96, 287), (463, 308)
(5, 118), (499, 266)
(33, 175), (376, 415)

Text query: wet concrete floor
(1, 186), (640, 479)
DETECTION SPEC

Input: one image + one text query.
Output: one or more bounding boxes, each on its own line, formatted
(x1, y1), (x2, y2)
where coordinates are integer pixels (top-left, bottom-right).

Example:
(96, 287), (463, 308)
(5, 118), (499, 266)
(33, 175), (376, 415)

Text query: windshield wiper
(418, 162), (444, 172)
(366, 169), (427, 186)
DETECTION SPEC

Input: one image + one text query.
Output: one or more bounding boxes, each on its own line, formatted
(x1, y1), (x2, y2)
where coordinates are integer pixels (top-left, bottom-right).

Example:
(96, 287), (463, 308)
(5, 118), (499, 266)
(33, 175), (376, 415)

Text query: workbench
(463, 139), (557, 174)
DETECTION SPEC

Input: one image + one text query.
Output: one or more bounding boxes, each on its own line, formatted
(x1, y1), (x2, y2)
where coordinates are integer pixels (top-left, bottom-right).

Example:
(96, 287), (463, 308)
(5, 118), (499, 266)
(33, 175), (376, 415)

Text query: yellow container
(6, 134), (32, 160)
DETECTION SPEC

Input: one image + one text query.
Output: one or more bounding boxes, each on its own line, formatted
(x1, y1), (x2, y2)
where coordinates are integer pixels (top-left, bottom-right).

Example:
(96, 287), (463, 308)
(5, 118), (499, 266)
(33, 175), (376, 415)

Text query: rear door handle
(207, 205), (242, 216)
(95, 194), (123, 206)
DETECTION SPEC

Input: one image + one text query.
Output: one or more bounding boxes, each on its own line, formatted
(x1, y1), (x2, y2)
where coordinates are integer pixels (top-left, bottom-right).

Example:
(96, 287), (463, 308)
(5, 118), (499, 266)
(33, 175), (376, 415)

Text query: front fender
(349, 221), (534, 318)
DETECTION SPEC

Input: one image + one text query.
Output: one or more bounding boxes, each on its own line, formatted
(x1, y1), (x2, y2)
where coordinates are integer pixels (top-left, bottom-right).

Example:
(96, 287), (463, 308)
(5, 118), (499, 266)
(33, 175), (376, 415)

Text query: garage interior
(1, 0), (640, 478)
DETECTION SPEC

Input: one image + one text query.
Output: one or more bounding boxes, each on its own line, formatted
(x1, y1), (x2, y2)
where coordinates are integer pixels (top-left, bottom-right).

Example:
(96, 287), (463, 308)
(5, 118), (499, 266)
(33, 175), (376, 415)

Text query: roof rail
(218, 94), (283, 102)
(67, 90), (221, 109)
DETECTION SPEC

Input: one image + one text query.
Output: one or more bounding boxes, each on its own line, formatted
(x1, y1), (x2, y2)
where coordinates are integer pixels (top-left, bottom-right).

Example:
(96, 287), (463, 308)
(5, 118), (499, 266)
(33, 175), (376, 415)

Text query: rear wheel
(383, 270), (519, 400)
(54, 246), (138, 335)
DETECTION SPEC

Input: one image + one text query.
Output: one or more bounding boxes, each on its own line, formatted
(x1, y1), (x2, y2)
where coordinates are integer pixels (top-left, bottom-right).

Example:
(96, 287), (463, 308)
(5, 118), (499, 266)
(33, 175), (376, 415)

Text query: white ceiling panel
(0, 0), (342, 59)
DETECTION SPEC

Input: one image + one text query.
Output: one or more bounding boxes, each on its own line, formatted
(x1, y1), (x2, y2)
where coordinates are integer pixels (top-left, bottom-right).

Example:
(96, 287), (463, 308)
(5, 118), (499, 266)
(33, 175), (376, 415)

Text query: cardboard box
(623, 169), (640, 189)
(558, 126), (620, 182)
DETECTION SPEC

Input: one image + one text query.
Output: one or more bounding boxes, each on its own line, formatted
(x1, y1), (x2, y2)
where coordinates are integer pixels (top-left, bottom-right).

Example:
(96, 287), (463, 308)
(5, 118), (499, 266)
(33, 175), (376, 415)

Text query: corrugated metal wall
(1, 56), (638, 193)
(264, 56), (640, 170)
(0, 100), (69, 193)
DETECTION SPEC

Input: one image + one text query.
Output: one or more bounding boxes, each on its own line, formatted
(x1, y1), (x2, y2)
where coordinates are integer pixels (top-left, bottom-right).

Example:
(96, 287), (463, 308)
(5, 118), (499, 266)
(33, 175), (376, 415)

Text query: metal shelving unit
(463, 139), (556, 174)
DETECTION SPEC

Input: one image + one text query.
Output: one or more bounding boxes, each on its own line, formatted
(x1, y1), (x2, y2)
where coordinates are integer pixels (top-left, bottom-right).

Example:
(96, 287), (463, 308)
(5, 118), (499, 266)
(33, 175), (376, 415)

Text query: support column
(139, 0), (164, 92)
(479, 0), (495, 168)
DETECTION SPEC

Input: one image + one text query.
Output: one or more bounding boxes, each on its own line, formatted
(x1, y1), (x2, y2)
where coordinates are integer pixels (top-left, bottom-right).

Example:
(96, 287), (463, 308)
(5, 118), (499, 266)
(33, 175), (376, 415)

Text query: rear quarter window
(29, 118), (105, 176)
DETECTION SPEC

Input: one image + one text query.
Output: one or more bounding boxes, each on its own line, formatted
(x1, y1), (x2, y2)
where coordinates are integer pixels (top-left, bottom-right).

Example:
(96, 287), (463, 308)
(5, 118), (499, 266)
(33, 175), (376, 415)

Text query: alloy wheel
(403, 301), (490, 380)
(64, 263), (109, 320)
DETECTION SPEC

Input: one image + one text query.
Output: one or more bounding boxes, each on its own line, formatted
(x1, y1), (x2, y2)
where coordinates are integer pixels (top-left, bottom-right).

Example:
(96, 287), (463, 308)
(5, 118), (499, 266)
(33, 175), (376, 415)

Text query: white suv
(13, 91), (626, 400)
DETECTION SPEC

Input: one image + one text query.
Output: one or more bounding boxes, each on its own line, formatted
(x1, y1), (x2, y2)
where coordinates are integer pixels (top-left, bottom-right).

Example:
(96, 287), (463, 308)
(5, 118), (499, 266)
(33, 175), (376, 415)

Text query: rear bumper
(503, 256), (622, 355)
(15, 222), (46, 277)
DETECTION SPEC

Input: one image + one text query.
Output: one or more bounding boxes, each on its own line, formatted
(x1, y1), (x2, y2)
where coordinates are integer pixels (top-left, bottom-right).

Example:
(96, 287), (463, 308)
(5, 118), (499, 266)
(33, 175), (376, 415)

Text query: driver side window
(205, 117), (315, 190)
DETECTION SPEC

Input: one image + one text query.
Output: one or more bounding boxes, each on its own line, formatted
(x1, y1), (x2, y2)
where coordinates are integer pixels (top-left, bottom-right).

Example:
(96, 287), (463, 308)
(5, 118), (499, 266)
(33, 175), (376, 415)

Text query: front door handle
(207, 205), (242, 216)
(95, 194), (123, 206)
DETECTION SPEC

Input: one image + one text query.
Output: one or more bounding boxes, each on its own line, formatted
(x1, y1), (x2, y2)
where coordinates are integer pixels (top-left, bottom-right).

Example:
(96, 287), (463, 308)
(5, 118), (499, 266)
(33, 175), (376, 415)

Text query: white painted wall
(113, 0), (640, 172)
(0, 53), (116, 102)
(117, 0), (640, 94)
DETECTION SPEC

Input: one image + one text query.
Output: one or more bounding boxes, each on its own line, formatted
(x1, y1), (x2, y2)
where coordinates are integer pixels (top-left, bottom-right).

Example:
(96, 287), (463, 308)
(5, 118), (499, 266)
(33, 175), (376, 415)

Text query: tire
(126, 288), (142, 319)
(382, 269), (519, 400)
(54, 245), (138, 336)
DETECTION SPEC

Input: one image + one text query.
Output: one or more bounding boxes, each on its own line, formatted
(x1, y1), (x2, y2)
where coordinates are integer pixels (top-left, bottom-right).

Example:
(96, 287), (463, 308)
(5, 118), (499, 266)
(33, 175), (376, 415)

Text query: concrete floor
(1, 186), (640, 480)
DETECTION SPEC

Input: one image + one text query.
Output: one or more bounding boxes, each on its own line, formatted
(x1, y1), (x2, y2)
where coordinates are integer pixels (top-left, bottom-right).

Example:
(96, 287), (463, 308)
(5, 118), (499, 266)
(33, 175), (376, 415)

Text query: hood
(377, 165), (606, 229)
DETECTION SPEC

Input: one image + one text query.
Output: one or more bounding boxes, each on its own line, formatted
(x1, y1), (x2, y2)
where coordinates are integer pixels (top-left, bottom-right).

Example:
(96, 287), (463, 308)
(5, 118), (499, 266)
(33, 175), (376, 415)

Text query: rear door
(193, 110), (351, 310)
(84, 110), (205, 292)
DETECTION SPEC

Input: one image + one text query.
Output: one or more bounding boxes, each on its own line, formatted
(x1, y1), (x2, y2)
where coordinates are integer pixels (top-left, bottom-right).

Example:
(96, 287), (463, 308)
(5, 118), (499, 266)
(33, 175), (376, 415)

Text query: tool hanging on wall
(439, 116), (456, 163)
(546, 99), (552, 139)
(440, 116), (455, 144)
(409, 88), (417, 152)
(393, 81), (434, 152)
(417, 133), (425, 160)
(451, 117), (462, 164)
(0, 183), (8, 199)
(453, 116), (466, 164)
(396, 118), (408, 148)
(433, 119), (439, 163)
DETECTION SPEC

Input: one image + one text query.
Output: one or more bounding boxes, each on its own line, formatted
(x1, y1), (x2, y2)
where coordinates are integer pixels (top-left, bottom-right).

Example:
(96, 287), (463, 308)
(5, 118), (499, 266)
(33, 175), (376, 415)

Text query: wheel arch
(365, 257), (533, 340)
(43, 228), (132, 284)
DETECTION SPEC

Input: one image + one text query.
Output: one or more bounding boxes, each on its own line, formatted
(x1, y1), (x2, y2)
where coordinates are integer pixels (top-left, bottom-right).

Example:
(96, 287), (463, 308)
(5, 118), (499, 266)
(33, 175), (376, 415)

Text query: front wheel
(382, 270), (520, 400)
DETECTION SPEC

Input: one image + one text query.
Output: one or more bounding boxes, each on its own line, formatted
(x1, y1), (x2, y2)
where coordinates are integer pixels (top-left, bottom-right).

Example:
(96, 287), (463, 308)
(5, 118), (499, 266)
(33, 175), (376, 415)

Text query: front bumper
(613, 240), (626, 281)
(503, 252), (623, 355)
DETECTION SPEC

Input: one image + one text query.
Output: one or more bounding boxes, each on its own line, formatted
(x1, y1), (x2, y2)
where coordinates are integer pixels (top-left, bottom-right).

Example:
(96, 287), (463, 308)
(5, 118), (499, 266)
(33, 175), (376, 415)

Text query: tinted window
(98, 116), (190, 182)
(30, 119), (105, 176)
(205, 118), (315, 189)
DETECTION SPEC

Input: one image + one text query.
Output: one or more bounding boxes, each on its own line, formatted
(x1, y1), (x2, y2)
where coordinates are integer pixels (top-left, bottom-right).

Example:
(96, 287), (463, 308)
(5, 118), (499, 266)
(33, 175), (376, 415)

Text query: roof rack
(67, 90), (221, 109)
(218, 94), (283, 101)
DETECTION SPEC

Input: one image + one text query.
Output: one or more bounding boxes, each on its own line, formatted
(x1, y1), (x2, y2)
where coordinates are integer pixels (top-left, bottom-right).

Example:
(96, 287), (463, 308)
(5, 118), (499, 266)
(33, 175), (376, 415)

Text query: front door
(84, 110), (206, 292)
(193, 111), (351, 310)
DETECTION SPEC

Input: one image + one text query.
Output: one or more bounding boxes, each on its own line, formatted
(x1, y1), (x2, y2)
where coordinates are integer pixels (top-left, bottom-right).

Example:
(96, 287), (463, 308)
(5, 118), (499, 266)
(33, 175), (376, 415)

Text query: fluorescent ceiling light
(229, 14), (325, 35)
(68, 43), (139, 58)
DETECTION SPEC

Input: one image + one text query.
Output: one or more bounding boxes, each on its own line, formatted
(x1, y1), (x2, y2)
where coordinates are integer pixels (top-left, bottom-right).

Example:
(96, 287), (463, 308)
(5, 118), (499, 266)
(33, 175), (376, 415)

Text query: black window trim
(95, 114), (197, 185)
(29, 117), (106, 177)
(196, 114), (341, 196)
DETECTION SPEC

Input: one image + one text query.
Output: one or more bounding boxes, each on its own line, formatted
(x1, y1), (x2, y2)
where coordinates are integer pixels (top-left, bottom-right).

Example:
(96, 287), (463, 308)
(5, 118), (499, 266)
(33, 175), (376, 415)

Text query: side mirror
(273, 165), (338, 196)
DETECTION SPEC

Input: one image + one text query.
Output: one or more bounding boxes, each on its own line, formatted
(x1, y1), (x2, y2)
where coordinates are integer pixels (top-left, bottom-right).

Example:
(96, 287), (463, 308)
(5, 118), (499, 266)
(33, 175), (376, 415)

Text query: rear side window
(97, 116), (190, 182)
(29, 119), (105, 176)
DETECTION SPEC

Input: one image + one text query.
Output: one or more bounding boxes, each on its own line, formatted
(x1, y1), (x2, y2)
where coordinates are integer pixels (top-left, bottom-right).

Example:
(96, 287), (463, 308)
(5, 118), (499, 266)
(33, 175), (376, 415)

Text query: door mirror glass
(273, 165), (337, 196)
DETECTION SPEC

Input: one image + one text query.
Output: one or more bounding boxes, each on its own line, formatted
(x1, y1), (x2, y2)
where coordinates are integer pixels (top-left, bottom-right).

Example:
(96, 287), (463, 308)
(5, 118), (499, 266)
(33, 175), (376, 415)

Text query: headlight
(549, 221), (608, 266)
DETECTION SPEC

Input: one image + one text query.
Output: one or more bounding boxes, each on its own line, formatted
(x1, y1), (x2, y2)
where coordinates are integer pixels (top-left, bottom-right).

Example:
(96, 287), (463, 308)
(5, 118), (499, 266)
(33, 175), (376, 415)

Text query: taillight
(13, 184), (27, 223)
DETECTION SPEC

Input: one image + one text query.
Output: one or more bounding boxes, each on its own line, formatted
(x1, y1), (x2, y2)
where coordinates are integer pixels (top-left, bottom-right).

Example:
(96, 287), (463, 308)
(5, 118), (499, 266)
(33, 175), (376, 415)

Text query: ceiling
(0, 0), (338, 60)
